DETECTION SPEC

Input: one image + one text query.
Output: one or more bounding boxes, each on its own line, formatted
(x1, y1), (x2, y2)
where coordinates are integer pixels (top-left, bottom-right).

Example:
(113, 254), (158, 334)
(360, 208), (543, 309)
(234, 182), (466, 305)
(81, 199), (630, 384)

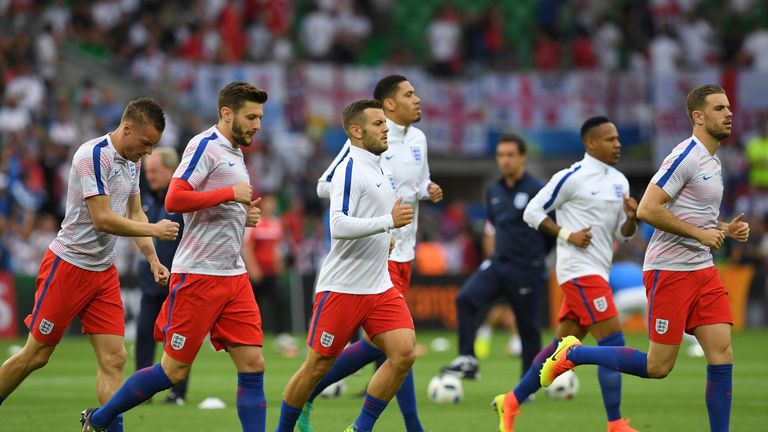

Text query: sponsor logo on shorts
(39, 318), (54, 335)
(655, 318), (669, 335)
(593, 296), (608, 312)
(171, 333), (187, 350)
(320, 331), (335, 348)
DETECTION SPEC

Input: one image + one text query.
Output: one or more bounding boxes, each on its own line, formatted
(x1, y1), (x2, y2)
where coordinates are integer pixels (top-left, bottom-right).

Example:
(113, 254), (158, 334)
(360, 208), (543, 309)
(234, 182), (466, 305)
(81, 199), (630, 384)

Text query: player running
(0, 98), (177, 432)
(540, 84), (745, 432)
(494, 116), (639, 432)
(81, 82), (268, 431)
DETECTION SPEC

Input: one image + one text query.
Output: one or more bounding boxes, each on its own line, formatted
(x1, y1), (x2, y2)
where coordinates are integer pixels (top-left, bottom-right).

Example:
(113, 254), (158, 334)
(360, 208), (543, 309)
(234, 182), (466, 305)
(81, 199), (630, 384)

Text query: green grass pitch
(1, 330), (766, 431)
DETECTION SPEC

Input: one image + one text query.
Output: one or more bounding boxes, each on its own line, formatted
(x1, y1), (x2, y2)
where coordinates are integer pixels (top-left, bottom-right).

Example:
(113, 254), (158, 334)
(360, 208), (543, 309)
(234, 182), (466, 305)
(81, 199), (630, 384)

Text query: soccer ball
(543, 370), (579, 400)
(318, 379), (347, 398)
(427, 374), (463, 404)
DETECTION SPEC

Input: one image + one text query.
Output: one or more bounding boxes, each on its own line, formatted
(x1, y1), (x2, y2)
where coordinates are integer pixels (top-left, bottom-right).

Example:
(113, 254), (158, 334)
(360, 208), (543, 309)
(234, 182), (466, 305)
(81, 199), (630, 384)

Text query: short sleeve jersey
(49, 134), (140, 271)
(644, 136), (723, 271)
(170, 126), (250, 276)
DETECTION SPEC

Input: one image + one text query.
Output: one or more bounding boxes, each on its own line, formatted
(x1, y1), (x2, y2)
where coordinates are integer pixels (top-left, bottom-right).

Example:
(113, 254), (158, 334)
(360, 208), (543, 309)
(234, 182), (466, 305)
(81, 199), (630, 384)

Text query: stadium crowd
(0, 0), (766, 327)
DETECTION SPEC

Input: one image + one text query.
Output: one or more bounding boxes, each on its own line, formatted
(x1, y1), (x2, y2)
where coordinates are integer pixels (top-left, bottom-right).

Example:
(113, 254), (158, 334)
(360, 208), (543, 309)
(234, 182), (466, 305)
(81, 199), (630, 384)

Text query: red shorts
(307, 287), (414, 357)
(155, 273), (263, 363)
(388, 260), (412, 296)
(644, 267), (732, 344)
(24, 249), (123, 345)
(558, 275), (618, 327)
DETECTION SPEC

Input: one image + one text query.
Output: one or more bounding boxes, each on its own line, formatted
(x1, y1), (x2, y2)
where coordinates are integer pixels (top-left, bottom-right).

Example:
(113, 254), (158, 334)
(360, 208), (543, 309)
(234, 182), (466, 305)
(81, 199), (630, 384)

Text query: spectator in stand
(650, 26), (682, 73)
(300, 4), (335, 61)
(426, 4), (463, 76)
(740, 22), (768, 71)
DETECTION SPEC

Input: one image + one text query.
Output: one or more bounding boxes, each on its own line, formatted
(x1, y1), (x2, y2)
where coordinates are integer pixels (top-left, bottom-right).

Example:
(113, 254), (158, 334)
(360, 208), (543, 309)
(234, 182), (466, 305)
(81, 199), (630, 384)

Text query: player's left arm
(127, 194), (169, 285)
(717, 213), (750, 242)
(617, 180), (638, 240)
(417, 141), (443, 203)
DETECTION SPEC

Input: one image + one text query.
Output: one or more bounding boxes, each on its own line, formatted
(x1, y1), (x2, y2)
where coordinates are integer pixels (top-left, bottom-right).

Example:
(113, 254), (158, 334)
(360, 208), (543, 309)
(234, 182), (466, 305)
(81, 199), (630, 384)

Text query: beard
(362, 130), (386, 155)
(231, 120), (253, 147)
(706, 123), (731, 141)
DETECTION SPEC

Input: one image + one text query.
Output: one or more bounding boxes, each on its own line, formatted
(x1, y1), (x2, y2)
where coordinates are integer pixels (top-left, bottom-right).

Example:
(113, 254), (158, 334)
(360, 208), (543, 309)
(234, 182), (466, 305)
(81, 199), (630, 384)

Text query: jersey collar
(348, 144), (382, 166)
(386, 118), (408, 142)
(582, 152), (611, 173)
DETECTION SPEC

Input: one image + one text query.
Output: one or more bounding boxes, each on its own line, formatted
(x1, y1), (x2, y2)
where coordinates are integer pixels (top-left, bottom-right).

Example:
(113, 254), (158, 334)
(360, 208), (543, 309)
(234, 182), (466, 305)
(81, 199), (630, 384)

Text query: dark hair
(342, 99), (383, 133)
(497, 133), (527, 155)
(685, 84), (725, 124)
(122, 98), (165, 132)
(373, 75), (408, 102)
(580, 116), (611, 139)
(218, 81), (268, 118)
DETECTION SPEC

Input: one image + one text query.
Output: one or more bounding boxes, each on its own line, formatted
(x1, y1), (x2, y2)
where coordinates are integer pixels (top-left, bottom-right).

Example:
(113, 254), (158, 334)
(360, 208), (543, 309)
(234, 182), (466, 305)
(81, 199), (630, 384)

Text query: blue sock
(90, 364), (173, 429)
(275, 400), (302, 432)
(513, 338), (558, 403)
(0, 395), (5, 406)
(308, 340), (383, 403)
(568, 344), (649, 378)
(597, 333), (624, 421)
(237, 372), (266, 432)
(706, 364), (732, 432)
(106, 414), (123, 432)
(354, 393), (389, 432)
(395, 369), (422, 432)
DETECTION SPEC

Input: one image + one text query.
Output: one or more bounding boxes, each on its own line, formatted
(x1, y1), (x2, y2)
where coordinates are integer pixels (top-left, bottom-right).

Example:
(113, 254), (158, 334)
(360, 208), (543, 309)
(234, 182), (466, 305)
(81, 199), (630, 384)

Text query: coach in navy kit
(442, 134), (552, 380)
(135, 147), (189, 403)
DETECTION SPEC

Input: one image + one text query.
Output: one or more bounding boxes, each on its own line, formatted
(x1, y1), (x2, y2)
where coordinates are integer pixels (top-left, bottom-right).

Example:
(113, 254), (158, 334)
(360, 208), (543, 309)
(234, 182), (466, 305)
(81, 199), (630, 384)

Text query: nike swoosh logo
(376, 182), (382, 187)
(703, 175), (712, 180)
(550, 342), (568, 361)
(590, 191), (599, 195)
(519, 287), (532, 295)
(228, 162), (236, 167)
(385, 155), (394, 160)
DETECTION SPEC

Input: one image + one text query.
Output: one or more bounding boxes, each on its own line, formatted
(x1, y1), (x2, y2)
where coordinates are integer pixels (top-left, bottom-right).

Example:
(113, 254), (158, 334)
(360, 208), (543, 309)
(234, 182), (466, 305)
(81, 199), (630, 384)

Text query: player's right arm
(165, 141), (252, 213)
(638, 152), (725, 249)
(637, 183), (724, 249)
(317, 141), (351, 199)
(523, 167), (591, 248)
(78, 146), (179, 239)
(87, 195), (179, 239)
(328, 159), (412, 239)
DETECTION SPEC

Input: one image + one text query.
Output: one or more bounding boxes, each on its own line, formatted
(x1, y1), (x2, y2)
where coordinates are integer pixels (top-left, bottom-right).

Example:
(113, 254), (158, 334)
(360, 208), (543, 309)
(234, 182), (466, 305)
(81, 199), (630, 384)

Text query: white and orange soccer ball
(427, 374), (463, 404)
(543, 370), (579, 400)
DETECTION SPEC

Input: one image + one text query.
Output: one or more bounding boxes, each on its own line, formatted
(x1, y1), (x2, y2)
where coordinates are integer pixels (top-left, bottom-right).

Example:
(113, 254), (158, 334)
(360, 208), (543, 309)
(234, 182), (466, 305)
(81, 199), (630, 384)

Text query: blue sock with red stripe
(513, 338), (558, 403)
(354, 393), (389, 431)
(90, 364), (173, 429)
(706, 364), (732, 432)
(276, 400), (302, 432)
(106, 414), (123, 432)
(597, 332), (624, 421)
(395, 369), (423, 432)
(568, 345), (649, 378)
(237, 372), (266, 431)
(307, 339), (383, 403)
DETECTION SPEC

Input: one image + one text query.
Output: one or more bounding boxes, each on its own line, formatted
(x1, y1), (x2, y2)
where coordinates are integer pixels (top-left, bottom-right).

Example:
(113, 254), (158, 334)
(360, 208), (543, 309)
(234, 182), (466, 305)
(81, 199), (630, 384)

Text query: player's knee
(239, 354), (266, 373)
(709, 342), (733, 364)
(388, 347), (416, 371)
(165, 364), (191, 384)
(26, 349), (51, 371)
(647, 358), (674, 378)
(102, 346), (127, 374)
